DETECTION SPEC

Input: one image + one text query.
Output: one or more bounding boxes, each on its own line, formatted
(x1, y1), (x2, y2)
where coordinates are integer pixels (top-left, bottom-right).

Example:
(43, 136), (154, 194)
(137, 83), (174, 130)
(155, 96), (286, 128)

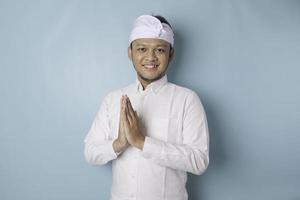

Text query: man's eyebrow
(156, 44), (168, 47)
(135, 43), (168, 47)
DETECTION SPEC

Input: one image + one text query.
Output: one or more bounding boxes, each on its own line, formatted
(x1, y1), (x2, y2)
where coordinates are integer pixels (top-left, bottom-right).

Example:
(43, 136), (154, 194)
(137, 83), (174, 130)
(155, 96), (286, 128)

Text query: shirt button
(130, 193), (135, 198)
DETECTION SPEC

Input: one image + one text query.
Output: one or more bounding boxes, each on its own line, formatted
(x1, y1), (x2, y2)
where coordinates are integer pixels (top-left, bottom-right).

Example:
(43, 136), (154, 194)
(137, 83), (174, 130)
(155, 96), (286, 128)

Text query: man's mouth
(142, 64), (159, 69)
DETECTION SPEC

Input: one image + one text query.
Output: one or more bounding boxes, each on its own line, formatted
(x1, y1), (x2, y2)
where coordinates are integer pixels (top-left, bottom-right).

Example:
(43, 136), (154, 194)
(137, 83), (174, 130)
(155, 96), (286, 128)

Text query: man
(84, 14), (209, 200)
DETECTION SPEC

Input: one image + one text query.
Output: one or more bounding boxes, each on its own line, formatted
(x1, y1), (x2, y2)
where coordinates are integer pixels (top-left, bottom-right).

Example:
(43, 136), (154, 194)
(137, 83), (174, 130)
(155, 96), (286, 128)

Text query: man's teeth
(144, 64), (157, 69)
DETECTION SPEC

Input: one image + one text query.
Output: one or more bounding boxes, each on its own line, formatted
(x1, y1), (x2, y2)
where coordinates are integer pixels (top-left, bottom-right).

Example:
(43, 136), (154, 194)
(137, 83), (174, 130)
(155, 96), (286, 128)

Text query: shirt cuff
(109, 140), (119, 159)
(141, 136), (163, 159)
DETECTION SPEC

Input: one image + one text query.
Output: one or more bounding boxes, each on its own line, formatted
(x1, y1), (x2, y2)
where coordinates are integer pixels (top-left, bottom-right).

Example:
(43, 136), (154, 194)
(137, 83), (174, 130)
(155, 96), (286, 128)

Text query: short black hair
(152, 15), (173, 29)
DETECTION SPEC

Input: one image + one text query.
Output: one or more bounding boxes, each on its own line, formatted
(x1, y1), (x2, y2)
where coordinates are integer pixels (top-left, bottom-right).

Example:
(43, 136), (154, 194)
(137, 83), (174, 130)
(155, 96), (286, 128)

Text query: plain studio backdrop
(0, 0), (299, 200)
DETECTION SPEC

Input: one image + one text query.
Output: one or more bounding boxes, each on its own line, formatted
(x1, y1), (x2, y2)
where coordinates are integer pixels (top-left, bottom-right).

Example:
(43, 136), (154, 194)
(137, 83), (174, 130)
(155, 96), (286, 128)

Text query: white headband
(129, 15), (174, 46)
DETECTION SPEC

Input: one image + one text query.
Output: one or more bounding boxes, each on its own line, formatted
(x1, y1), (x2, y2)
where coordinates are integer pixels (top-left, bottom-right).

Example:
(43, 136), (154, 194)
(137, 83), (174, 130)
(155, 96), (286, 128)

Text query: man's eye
(137, 48), (146, 52)
(156, 48), (165, 53)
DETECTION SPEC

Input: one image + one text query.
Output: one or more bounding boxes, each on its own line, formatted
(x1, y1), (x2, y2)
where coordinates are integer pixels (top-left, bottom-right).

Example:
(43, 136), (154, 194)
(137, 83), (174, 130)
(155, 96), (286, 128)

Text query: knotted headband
(129, 15), (174, 46)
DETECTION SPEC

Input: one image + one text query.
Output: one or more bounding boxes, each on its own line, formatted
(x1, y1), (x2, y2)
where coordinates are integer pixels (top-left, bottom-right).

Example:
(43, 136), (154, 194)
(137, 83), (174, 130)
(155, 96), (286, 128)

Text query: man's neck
(137, 77), (152, 91)
(137, 74), (166, 91)
(139, 80), (149, 91)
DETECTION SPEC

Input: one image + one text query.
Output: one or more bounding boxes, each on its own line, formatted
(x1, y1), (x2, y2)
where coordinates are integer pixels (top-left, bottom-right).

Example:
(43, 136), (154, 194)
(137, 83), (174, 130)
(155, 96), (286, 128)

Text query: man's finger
(120, 96), (125, 120)
(126, 96), (137, 119)
(120, 96), (124, 115)
(126, 98), (136, 122)
(127, 96), (135, 112)
(134, 110), (138, 117)
(125, 101), (133, 125)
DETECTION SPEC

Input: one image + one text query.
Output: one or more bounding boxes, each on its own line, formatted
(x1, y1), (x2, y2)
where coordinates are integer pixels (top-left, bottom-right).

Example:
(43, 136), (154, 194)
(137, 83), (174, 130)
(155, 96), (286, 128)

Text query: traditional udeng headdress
(129, 15), (174, 46)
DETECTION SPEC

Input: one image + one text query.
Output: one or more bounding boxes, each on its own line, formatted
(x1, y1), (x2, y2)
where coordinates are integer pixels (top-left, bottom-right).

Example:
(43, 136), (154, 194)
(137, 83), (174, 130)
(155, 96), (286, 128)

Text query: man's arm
(84, 95), (128, 165)
(125, 92), (209, 175)
(143, 92), (209, 175)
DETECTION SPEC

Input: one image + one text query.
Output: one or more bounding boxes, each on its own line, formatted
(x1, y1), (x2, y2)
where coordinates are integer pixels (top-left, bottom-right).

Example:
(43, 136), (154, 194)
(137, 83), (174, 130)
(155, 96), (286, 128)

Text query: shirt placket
(129, 151), (138, 199)
(129, 92), (146, 200)
(134, 90), (149, 200)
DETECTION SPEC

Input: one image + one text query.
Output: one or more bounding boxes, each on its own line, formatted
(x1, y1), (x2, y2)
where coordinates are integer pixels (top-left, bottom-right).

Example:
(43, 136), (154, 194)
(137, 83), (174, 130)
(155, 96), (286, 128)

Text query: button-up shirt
(84, 75), (209, 200)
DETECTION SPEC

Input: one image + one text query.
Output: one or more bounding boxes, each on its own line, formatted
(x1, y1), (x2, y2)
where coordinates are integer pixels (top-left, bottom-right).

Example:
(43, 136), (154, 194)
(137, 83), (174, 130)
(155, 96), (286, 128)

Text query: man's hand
(113, 95), (129, 153)
(123, 95), (145, 150)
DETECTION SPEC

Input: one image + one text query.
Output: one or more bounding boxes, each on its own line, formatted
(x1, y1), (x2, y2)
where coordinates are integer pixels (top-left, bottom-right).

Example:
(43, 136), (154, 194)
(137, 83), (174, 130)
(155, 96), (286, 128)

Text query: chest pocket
(145, 117), (179, 143)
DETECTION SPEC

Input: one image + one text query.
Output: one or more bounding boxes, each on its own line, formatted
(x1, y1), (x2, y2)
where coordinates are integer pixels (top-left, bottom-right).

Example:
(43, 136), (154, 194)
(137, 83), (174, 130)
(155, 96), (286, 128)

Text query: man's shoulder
(166, 82), (204, 109)
(166, 82), (197, 97)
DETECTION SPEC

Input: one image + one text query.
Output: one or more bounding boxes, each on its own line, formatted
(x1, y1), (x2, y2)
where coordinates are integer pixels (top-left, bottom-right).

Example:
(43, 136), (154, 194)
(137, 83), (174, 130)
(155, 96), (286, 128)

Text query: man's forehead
(132, 38), (170, 47)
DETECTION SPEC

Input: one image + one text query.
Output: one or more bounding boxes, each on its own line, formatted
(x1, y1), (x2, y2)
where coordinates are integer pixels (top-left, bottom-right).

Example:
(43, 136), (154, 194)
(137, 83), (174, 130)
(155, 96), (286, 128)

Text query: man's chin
(138, 73), (163, 83)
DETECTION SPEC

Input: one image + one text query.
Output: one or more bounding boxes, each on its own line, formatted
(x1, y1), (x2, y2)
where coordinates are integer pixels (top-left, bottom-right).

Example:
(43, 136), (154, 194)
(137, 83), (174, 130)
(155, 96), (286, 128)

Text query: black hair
(152, 15), (173, 29)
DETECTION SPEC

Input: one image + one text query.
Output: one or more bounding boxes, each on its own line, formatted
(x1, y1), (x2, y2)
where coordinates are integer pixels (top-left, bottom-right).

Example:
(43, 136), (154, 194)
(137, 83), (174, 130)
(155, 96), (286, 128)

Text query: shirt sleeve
(141, 91), (209, 175)
(84, 94), (118, 166)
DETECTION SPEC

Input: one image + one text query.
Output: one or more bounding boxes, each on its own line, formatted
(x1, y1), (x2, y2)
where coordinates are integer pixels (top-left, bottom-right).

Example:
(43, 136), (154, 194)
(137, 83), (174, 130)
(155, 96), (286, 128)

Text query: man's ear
(128, 46), (132, 61)
(169, 47), (175, 62)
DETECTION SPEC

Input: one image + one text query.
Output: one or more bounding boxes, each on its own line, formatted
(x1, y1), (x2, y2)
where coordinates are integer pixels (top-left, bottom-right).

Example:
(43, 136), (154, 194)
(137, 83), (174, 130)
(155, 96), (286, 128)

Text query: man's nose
(145, 50), (158, 61)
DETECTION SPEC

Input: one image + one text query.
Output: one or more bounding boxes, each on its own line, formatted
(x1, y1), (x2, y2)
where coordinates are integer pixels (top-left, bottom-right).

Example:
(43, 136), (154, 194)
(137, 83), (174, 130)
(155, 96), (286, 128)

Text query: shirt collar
(135, 74), (168, 94)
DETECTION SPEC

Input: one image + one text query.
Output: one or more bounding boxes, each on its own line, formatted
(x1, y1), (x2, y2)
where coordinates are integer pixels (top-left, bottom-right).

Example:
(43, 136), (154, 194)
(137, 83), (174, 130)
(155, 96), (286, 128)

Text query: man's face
(128, 38), (174, 86)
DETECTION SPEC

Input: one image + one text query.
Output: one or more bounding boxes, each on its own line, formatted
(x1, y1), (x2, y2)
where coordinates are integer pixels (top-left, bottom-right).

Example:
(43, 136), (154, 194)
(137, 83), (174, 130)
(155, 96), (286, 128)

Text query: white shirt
(84, 75), (209, 200)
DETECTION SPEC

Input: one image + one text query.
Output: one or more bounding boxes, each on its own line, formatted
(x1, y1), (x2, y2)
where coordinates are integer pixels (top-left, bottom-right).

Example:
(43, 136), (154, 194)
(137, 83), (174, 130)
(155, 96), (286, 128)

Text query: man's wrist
(113, 138), (128, 154)
(133, 135), (145, 150)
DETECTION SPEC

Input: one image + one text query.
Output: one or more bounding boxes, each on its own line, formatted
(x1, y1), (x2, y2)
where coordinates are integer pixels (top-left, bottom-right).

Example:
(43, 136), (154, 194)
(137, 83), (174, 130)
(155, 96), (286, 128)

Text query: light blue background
(1, 1), (299, 200)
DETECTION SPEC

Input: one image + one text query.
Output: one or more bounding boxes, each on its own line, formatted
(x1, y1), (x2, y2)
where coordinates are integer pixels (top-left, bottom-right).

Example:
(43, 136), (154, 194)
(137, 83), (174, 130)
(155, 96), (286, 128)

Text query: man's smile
(142, 64), (159, 69)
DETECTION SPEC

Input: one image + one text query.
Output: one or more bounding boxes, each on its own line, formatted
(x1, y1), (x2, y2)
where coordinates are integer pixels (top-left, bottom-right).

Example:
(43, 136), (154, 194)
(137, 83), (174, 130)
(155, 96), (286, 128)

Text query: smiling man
(84, 15), (209, 200)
